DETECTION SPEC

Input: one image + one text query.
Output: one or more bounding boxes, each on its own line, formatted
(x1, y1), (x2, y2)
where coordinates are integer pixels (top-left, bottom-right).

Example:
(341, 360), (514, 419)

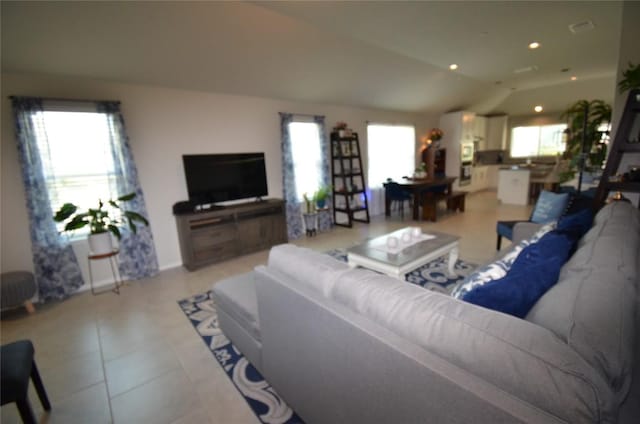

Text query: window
(288, 121), (323, 201)
(32, 108), (119, 235)
(510, 124), (567, 158)
(367, 124), (416, 188)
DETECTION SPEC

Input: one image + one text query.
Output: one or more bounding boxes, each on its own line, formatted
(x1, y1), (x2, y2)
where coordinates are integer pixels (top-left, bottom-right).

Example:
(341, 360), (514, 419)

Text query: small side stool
(1, 340), (51, 424)
(87, 249), (123, 295)
(1, 271), (37, 314)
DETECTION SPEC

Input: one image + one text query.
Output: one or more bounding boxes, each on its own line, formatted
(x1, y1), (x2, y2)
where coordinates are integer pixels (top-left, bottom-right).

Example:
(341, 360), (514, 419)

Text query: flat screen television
(182, 153), (268, 205)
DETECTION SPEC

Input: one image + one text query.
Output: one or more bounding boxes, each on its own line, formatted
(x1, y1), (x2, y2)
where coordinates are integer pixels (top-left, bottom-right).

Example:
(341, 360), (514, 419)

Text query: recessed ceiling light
(449, 64), (458, 70)
(571, 76), (577, 81)
(528, 41), (541, 49)
(534, 105), (543, 113)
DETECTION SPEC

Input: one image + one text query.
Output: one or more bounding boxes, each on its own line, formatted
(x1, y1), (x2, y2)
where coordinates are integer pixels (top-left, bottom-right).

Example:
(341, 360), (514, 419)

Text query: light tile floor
(1, 190), (530, 424)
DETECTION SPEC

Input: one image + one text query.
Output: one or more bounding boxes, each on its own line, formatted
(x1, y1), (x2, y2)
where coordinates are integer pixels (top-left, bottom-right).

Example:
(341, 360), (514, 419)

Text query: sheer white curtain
(366, 124), (416, 215)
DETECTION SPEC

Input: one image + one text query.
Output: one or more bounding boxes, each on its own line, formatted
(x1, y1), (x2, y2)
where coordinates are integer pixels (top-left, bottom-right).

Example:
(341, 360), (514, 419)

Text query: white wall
(1, 72), (437, 281)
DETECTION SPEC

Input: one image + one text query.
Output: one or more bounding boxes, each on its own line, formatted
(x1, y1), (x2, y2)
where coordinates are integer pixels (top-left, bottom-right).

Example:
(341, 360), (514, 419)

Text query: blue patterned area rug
(177, 251), (475, 424)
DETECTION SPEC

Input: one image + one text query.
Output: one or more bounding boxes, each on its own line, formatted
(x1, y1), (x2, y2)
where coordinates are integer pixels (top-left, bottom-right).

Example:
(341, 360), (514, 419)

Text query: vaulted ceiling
(1, 1), (623, 116)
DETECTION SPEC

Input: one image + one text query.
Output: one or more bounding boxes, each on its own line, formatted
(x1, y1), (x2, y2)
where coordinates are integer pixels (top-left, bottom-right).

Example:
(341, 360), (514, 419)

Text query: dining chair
(385, 182), (412, 219)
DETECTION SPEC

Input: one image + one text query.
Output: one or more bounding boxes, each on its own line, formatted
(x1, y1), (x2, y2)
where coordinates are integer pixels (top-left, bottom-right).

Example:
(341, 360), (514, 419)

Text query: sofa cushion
(562, 203), (639, 281)
(461, 231), (574, 318)
(212, 272), (261, 341)
(268, 244), (349, 297)
(526, 202), (639, 401)
(329, 271), (615, 422)
(530, 190), (570, 224)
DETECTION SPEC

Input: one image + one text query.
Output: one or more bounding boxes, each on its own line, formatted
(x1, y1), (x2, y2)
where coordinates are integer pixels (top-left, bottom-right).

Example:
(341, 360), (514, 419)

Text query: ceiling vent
(514, 65), (538, 74)
(569, 20), (595, 34)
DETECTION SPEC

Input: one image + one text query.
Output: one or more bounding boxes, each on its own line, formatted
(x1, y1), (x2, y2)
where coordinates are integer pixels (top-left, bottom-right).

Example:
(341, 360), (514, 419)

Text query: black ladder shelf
(330, 131), (370, 227)
(594, 89), (640, 208)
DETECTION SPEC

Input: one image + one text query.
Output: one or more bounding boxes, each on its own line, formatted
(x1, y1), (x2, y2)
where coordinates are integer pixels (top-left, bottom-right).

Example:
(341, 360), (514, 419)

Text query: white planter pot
(88, 232), (113, 255)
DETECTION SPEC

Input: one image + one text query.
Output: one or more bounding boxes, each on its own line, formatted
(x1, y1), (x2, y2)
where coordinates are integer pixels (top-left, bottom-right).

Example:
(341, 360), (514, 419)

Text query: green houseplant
(559, 99), (612, 183)
(313, 185), (331, 209)
(618, 62), (640, 94)
(53, 192), (149, 254)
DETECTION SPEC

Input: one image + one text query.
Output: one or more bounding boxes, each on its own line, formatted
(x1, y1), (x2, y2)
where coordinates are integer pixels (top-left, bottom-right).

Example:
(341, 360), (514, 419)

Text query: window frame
(31, 102), (122, 239)
(366, 123), (416, 188)
(509, 123), (567, 158)
(288, 119), (325, 202)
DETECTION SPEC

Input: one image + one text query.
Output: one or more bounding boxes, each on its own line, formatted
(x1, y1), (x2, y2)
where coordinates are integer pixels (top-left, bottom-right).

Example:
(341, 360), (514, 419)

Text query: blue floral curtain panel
(11, 97), (85, 300)
(279, 113), (304, 239)
(97, 101), (159, 280)
(313, 115), (333, 232)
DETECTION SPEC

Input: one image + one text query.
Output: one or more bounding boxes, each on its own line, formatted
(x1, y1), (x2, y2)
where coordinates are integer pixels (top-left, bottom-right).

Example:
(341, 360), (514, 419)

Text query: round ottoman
(1, 271), (37, 313)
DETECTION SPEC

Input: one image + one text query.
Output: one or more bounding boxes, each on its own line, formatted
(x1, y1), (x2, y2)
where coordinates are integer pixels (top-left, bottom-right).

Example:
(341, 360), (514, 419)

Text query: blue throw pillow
(530, 191), (570, 224)
(461, 231), (575, 318)
(451, 221), (557, 299)
(557, 208), (593, 240)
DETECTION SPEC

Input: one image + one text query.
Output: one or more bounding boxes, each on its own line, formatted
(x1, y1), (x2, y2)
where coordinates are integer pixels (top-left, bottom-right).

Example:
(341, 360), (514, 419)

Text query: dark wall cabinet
(175, 199), (287, 271)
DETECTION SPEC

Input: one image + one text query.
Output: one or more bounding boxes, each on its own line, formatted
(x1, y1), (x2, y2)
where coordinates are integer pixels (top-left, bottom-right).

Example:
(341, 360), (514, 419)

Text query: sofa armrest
(512, 221), (543, 244)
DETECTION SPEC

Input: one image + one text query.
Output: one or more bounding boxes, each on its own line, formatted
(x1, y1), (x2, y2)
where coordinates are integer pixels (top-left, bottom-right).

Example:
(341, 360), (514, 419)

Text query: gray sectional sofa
(212, 201), (639, 423)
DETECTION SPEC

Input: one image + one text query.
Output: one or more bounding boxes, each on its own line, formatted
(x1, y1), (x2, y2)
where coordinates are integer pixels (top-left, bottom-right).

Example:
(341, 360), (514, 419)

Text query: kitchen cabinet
(473, 116), (487, 150)
(486, 115), (508, 150)
(487, 165), (500, 189)
(470, 166), (489, 192)
(497, 169), (530, 205)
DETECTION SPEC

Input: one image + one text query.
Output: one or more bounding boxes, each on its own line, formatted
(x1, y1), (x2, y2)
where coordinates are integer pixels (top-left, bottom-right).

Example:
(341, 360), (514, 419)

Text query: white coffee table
(346, 228), (459, 280)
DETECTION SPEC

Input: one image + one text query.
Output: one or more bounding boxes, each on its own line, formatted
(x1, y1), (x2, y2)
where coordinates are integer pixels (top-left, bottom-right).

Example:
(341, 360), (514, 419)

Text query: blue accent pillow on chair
(530, 191), (570, 224)
(461, 231), (574, 318)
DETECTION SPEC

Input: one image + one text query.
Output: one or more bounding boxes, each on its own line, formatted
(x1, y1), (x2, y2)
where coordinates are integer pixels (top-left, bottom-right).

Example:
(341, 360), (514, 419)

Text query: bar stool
(0, 340), (51, 424)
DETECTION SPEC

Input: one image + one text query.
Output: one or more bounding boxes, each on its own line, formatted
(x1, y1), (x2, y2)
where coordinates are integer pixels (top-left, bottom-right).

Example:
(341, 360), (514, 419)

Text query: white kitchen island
(497, 168), (531, 205)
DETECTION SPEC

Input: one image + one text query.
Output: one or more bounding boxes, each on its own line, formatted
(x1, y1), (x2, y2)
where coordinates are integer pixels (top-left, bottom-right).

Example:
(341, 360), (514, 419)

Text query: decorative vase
(88, 232), (113, 255)
(316, 199), (326, 209)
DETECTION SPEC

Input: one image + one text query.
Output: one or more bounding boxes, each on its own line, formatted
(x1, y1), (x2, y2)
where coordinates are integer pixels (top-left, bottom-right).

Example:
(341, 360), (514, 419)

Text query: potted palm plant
(53, 192), (149, 254)
(559, 99), (612, 183)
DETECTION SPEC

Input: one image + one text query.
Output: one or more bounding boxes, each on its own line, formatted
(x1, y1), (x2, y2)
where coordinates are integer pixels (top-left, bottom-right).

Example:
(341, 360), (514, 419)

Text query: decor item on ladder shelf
(53, 192), (149, 255)
(333, 121), (350, 137)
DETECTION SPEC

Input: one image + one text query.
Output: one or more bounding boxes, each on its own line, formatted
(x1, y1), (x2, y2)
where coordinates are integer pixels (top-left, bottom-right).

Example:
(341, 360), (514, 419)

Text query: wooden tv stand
(174, 199), (287, 271)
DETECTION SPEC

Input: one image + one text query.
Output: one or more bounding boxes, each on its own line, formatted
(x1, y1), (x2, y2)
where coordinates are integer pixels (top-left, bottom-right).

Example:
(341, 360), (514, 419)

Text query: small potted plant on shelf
(53, 192), (149, 255)
(333, 121), (349, 137)
(313, 185), (331, 209)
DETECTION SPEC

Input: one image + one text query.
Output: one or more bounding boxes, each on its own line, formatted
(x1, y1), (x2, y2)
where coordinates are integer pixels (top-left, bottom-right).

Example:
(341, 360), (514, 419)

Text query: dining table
(383, 176), (457, 220)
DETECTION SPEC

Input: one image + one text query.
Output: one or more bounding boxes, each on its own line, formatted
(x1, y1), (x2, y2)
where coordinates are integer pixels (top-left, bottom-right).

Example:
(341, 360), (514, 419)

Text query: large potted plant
(559, 99), (612, 183)
(53, 192), (149, 254)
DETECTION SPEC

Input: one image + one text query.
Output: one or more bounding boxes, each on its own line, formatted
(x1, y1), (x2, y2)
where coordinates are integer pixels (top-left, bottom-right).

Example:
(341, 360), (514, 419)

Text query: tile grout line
(95, 316), (116, 423)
